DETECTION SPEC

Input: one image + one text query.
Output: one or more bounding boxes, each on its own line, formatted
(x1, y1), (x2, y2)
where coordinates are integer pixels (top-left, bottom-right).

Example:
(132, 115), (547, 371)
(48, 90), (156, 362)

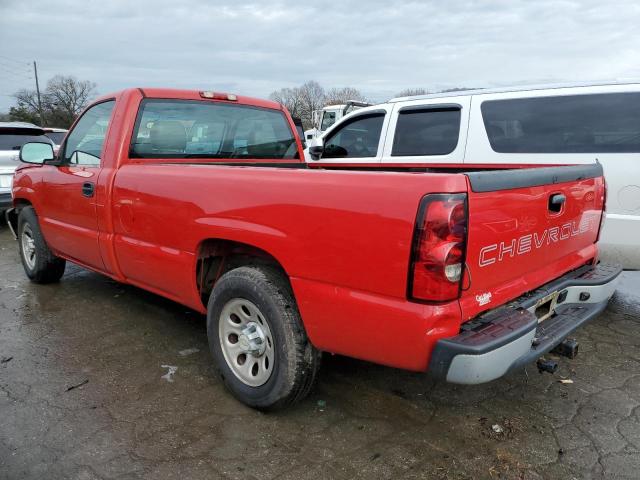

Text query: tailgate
(460, 164), (605, 321)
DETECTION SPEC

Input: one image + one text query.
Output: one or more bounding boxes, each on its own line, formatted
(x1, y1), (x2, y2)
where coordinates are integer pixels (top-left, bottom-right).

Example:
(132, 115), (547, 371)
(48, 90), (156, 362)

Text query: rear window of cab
(481, 92), (640, 153)
(130, 99), (298, 159)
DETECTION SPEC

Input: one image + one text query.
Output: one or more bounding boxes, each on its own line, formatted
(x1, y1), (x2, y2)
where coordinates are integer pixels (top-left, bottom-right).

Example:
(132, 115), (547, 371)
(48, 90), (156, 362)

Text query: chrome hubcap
(219, 298), (274, 387)
(21, 225), (36, 270)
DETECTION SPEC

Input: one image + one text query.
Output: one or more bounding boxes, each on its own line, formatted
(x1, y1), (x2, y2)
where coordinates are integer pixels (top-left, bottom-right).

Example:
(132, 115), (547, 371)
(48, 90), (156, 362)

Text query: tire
(17, 207), (66, 283)
(207, 265), (321, 411)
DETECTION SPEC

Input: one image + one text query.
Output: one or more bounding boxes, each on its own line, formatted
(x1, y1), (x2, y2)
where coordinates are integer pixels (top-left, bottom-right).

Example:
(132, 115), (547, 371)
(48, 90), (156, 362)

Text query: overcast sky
(1, 0), (639, 112)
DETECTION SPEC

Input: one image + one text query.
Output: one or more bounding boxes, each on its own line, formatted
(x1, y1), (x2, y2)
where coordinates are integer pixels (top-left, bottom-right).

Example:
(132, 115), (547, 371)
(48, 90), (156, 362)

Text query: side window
(391, 107), (461, 156)
(481, 92), (640, 153)
(323, 113), (384, 158)
(63, 101), (115, 165)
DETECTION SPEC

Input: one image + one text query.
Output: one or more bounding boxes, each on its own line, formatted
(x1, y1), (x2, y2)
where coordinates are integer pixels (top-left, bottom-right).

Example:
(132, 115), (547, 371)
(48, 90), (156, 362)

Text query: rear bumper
(428, 263), (621, 384)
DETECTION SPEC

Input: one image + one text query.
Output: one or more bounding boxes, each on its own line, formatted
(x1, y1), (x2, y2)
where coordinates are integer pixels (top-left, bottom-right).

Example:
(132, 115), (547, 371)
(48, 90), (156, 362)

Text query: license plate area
(534, 291), (559, 323)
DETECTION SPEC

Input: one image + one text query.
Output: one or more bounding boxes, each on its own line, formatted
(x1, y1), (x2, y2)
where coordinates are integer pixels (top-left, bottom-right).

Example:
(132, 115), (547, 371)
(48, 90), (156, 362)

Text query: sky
(1, 0), (639, 112)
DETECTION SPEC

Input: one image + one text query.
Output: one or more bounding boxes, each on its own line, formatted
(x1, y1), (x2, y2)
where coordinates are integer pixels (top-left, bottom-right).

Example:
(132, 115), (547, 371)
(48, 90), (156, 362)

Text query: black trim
(466, 163), (603, 193)
(142, 161), (306, 169)
(137, 87), (146, 98)
(397, 103), (461, 114)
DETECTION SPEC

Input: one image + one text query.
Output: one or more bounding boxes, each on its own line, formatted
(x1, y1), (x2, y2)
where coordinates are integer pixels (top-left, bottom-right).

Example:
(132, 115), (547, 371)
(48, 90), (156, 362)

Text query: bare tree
(324, 87), (367, 105)
(270, 82), (368, 130)
(269, 87), (305, 120)
(297, 81), (325, 130)
(395, 88), (429, 97)
(44, 75), (96, 126)
(9, 75), (96, 127)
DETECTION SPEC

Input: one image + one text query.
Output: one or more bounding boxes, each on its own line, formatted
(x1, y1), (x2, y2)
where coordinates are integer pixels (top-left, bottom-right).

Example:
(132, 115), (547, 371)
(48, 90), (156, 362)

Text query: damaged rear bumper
(428, 263), (621, 384)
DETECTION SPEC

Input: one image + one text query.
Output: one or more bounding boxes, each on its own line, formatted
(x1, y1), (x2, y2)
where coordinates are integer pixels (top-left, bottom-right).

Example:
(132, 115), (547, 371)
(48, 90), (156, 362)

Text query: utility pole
(33, 61), (45, 126)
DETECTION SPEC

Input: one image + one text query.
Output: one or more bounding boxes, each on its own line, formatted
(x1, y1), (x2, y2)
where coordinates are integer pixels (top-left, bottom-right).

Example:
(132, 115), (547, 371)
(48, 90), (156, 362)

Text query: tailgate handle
(548, 193), (566, 213)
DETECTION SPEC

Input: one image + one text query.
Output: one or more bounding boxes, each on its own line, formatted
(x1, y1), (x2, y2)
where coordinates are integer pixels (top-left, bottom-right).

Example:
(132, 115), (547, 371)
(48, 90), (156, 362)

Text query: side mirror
(20, 142), (54, 164)
(308, 139), (324, 160)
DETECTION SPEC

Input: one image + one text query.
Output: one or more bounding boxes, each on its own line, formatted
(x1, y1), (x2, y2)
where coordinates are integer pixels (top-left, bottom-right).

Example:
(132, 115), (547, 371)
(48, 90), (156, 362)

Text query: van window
(481, 93), (640, 153)
(131, 100), (297, 159)
(391, 107), (461, 156)
(322, 113), (384, 158)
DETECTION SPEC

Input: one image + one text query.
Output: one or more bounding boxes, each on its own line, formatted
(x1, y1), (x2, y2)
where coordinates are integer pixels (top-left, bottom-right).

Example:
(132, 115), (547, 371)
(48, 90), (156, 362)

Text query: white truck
(303, 101), (371, 142)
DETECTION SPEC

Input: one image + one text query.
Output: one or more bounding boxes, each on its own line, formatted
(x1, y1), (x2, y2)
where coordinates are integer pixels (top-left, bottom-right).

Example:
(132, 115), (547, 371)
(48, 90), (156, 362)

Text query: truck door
(38, 100), (115, 272)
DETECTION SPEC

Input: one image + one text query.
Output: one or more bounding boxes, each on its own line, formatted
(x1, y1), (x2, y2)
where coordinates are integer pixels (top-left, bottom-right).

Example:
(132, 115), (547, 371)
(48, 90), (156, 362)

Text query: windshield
(321, 111), (336, 131)
(0, 133), (52, 151)
(45, 132), (66, 144)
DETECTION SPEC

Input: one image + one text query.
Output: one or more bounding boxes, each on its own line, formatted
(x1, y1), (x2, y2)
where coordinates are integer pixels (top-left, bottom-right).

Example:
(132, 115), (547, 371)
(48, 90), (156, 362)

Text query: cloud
(1, 0), (639, 111)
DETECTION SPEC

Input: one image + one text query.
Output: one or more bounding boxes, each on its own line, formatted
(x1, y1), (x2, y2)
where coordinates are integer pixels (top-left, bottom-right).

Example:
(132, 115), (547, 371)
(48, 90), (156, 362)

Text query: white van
(305, 81), (640, 269)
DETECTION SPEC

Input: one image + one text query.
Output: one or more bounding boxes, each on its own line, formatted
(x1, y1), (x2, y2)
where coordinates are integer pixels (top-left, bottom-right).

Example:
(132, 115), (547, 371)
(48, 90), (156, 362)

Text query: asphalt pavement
(1, 222), (639, 480)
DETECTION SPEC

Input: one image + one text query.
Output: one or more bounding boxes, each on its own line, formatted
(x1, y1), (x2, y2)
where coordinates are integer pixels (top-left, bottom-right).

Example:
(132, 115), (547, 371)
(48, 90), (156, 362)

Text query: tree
(297, 81), (326, 130)
(269, 81), (367, 130)
(324, 87), (367, 106)
(43, 75), (96, 127)
(8, 105), (40, 124)
(9, 75), (96, 128)
(395, 87), (429, 97)
(269, 87), (305, 120)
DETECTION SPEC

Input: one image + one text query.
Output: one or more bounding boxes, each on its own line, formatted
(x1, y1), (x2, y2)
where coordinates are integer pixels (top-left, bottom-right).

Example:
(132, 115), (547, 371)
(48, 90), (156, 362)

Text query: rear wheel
(207, 265), (321, 411)
(17, 207), (66, 283)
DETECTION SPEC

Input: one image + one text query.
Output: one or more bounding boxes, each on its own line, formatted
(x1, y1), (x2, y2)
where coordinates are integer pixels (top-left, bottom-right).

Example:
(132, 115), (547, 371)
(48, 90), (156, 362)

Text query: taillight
(408, 193), (468, 302)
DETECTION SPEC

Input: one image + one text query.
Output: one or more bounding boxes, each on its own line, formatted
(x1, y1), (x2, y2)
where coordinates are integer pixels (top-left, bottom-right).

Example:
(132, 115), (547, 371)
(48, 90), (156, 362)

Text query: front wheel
(207, 265), (321, 411)
(17, 207), (66, 283)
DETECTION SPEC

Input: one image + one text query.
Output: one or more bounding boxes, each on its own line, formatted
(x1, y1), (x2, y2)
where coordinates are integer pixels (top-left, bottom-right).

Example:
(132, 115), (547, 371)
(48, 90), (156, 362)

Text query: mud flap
(5, 208), (18, 240)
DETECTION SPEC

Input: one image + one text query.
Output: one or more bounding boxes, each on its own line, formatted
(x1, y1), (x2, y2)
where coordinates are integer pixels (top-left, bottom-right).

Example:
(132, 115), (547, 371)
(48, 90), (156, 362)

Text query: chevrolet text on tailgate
(7, 88), (621, 410)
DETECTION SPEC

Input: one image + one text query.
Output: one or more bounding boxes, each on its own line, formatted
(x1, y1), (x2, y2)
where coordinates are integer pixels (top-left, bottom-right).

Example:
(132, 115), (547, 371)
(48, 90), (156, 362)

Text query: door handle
(548, 193), (565, 213)
(82, 182), (95, 198)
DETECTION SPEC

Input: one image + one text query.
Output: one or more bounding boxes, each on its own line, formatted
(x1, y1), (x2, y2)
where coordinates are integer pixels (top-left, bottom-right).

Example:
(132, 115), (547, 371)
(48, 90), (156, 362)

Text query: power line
(0, 55), (31, 67)
(0, 70), (33, 81)
(0, 62), (33, 79)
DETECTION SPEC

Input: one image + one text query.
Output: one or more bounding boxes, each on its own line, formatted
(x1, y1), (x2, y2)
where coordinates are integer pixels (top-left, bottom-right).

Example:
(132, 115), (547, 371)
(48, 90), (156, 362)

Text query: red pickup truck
(7, 88), (620, 410)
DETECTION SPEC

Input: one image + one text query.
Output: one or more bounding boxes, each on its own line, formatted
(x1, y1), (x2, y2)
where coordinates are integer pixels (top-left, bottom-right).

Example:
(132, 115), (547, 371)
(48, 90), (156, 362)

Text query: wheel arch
(194, 237), (293, 309)
(6, 198), (33, 239)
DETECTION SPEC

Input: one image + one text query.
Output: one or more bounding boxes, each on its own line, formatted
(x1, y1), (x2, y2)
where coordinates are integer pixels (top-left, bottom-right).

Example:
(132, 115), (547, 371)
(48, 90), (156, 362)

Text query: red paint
(12, 88), (605, 372)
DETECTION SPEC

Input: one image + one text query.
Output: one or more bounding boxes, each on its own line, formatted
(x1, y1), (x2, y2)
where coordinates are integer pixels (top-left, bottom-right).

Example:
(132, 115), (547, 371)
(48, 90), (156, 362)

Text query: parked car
(43, 127), (68, 152)
(7, 88), (619, 410)
(306, 81), (640, 270)
(0, 122), (53, 216)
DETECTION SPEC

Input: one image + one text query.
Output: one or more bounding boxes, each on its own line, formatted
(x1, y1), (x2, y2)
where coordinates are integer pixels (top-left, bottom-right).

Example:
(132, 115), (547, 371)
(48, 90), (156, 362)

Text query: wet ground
(1, 222), (639, 480)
